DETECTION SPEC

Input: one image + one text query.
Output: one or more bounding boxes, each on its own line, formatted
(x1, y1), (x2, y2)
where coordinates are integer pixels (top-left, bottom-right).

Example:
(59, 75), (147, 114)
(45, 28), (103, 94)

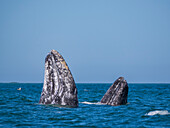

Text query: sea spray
(145, 110), (170, 116)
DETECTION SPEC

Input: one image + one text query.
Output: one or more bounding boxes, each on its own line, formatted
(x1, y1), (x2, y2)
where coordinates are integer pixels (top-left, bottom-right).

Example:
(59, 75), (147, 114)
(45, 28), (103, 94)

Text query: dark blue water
(0, 83), (169, 127)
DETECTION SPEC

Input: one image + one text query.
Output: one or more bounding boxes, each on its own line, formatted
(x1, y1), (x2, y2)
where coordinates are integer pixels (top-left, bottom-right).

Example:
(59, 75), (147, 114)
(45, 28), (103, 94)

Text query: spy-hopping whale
(39, 50), (78, 107)
(100, 77), (128, 106)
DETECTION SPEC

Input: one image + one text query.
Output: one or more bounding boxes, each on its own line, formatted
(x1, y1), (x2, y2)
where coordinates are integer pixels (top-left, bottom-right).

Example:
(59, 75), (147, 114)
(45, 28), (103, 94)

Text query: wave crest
(145, 110), (170, 116)
(80, 101), (104, 105)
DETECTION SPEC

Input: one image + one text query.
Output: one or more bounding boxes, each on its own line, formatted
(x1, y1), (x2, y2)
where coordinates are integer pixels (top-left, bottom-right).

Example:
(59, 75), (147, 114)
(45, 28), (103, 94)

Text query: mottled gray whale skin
(39, 50), (78, 107)
(100, 77), (128, 106)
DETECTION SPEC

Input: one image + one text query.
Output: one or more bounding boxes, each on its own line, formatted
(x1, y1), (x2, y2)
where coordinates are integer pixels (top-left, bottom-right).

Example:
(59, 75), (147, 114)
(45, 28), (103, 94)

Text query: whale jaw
(39, 50), (78, 107)
(100, 77), (128, 106)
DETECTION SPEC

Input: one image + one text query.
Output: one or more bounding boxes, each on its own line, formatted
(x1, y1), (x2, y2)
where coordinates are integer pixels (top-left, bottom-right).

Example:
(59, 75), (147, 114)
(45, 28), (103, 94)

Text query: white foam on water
(145, 110), (170, 116)
(80, 101), (105, 105)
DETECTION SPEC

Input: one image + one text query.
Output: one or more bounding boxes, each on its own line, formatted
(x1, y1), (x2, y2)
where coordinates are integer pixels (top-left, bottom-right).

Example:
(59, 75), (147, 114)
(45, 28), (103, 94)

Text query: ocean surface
(0, 83), (169, 127)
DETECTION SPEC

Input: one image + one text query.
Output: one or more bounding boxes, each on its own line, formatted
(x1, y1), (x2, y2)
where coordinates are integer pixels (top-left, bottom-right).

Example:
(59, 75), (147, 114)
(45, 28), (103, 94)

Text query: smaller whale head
(101, 77), (128, 106)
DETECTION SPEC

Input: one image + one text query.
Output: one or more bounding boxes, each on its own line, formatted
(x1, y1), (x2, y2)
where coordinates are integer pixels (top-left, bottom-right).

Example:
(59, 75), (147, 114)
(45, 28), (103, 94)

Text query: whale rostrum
(100, 77), (128, 106)
(39, 50), (78, 107)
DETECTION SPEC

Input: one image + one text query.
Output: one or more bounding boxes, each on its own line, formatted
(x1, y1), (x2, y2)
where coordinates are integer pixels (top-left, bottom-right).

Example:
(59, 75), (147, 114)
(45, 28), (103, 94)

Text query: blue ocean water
(0, 83), (169, 127)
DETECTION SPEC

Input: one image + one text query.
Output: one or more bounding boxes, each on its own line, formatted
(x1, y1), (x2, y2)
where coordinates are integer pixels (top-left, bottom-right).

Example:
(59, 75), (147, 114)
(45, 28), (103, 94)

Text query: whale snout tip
(118, 77), (127, 83)
(118, 77), (124, 81)
(51, 49), (58, 53)
(51, 50), (62, 57)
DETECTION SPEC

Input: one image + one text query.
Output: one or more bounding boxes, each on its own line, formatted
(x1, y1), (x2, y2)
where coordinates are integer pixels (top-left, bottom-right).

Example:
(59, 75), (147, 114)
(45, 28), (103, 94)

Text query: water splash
(80, 101), (104, 105)
(145, 110), (170, 116)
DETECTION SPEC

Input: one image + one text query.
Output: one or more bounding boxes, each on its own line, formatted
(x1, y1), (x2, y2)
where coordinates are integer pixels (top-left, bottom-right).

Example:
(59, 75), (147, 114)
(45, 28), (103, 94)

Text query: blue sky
(0, 0), (170, 83)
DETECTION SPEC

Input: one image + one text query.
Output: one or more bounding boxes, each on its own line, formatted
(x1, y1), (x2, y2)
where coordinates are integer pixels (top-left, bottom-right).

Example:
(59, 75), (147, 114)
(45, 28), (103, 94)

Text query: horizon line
(0, 82), (170, 84)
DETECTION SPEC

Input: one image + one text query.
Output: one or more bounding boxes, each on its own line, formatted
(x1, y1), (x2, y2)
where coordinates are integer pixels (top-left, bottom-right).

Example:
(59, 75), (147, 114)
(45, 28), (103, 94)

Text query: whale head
(100, 77), (128, 106)
(39, 50), (78, 107)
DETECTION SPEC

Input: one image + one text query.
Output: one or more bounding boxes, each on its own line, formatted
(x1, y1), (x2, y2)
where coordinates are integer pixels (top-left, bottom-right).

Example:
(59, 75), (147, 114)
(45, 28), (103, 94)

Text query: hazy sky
(0, 0), (170, 83)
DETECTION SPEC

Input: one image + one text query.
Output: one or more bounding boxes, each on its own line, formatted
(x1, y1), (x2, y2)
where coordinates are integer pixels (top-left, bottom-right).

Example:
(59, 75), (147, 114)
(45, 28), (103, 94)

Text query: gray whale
(39, 50), (78, 107)
(100, 77), (128, 106)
